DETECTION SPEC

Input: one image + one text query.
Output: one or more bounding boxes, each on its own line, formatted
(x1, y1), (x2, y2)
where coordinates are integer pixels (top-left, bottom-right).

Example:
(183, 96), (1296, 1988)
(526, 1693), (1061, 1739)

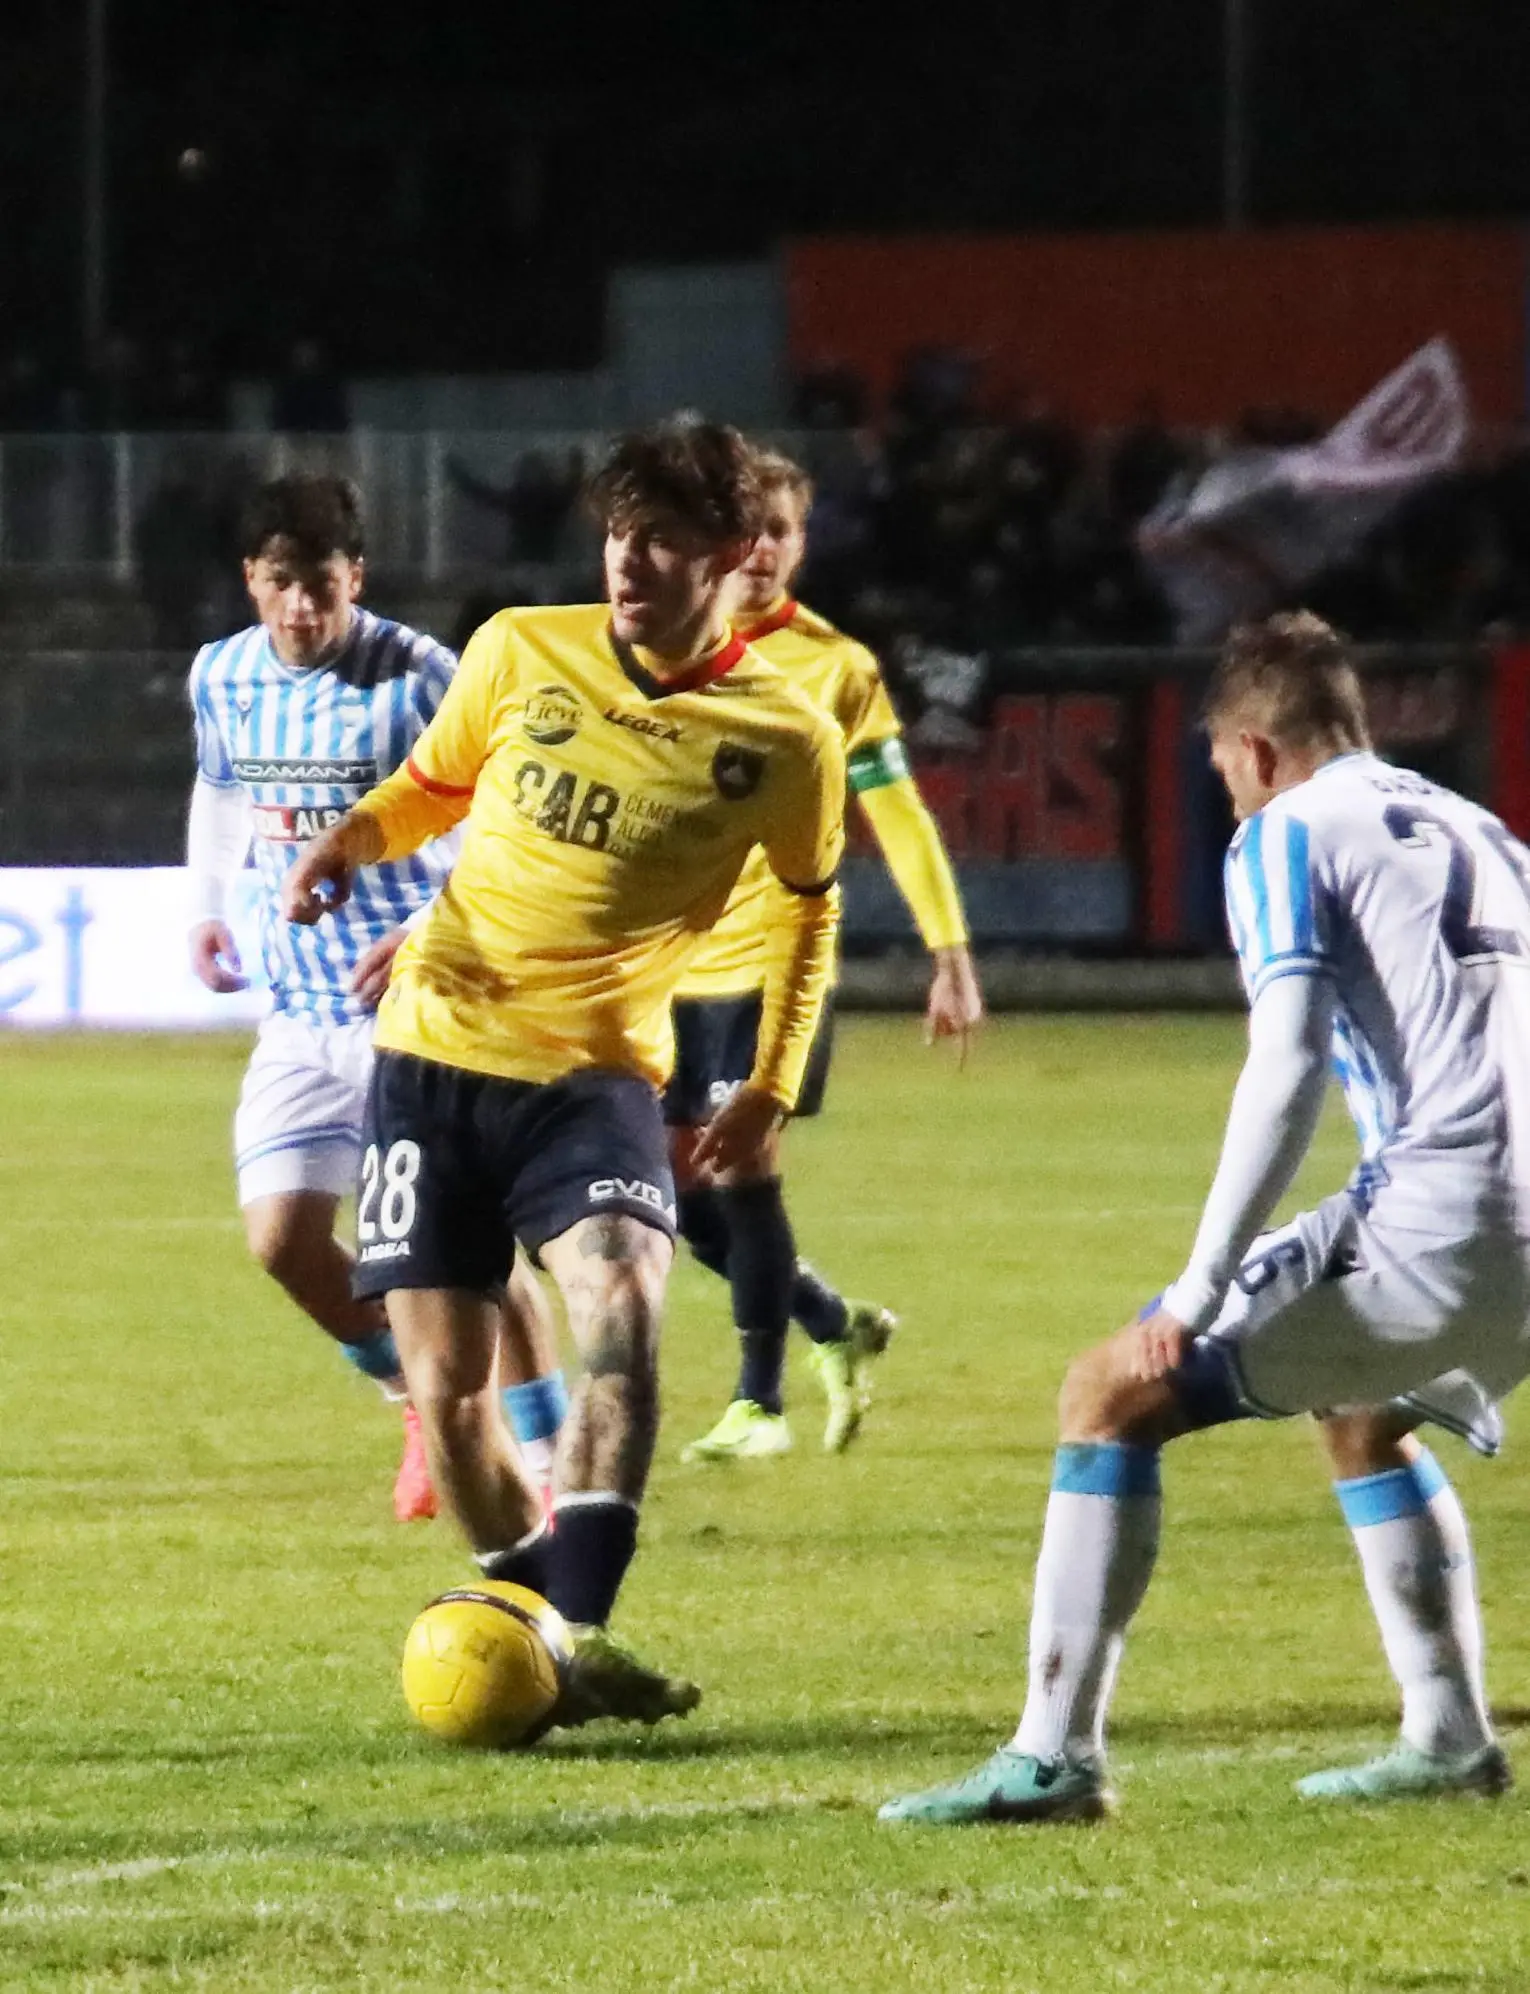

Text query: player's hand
(691, 1085), (787, 1180)
(1120, 1306), (1191, 1383)
(925, 945), (984, 1065)
(283, 817), (377, 925)
(351, 927), (408, 1010)
(189, 919), (248, 993)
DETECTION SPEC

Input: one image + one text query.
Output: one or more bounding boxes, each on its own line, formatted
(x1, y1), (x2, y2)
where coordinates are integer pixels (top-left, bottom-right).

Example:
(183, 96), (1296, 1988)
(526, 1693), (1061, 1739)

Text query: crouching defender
(884, 613), (1525, 1823)
(284, 422), (845, 1726)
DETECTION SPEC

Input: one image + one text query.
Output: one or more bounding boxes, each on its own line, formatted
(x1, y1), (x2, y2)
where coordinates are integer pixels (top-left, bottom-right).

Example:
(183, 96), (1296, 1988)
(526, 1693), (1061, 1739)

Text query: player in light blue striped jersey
(885, 613), (1530, 1826)
(186, 476), (566, 1520)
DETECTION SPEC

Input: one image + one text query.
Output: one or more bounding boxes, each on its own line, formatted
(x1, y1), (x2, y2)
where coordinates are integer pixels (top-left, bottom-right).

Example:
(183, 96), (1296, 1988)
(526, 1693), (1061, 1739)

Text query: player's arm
(1143, 814), (1337, 1365)
(185, 655), (253, 992)
(853, 748), (982, 1059)
(693, 726), (848, 1174)
(1154, 971), (1335, 1347)
(284, 621), (507, 925)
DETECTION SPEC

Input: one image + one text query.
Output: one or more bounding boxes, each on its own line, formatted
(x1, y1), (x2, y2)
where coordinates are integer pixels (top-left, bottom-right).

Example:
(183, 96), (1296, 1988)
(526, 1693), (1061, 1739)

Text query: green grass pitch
(2, 1017), (1528, 1991)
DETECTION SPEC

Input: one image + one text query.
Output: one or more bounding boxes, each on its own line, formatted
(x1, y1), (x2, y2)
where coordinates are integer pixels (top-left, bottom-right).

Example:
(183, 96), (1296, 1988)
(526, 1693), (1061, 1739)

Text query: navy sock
(720, 1179), (795, 1414)
(677, 1182), (732, 1281)
(545, 1498), (639, 1627)
(792, 1261), (849, 1345)
(476, 1526), (550, 1597)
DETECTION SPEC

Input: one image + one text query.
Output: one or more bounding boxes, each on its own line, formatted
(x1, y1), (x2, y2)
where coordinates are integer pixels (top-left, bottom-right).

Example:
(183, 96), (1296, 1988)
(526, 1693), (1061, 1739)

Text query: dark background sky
(2, 1), (1527, 375)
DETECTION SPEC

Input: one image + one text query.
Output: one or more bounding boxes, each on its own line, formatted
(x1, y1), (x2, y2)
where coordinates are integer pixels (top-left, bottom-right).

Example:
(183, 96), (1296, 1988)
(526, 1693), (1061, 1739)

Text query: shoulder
(188, 627), (258, 698)
(466, 602), (607, 667)
(338, 611), (453, 688)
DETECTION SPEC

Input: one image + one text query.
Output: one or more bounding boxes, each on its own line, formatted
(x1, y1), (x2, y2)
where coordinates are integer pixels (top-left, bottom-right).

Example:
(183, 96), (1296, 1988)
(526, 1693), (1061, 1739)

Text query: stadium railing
(2, 638), (1517, 1013)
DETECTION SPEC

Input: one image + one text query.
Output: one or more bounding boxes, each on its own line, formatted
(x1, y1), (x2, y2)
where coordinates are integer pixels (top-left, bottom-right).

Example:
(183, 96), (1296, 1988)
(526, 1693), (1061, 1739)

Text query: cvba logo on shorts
(589, 1177), (678, 1224)
(712, 743), (765, 800)
(523, 685), (583, 746)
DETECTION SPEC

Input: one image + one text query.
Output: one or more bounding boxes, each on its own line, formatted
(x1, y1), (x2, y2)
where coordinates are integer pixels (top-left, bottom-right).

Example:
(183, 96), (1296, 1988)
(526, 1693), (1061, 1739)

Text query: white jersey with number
(1222, 750), (1530, 1236)
(189, 609), (455, 1024)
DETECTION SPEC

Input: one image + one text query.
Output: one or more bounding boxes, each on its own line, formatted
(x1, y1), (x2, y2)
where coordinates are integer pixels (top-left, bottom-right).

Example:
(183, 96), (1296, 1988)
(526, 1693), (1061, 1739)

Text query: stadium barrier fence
(1, 639), (1513, 1024)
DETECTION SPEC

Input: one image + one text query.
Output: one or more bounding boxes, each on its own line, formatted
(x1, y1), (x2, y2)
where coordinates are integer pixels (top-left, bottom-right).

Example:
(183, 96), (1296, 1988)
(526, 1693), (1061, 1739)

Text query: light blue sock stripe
(343, 1327), (401, 1382)
(1335, 1449), (1448, 1529)
(503, 1372), (569, 1444)
(1052, 1442), (1161, 1499)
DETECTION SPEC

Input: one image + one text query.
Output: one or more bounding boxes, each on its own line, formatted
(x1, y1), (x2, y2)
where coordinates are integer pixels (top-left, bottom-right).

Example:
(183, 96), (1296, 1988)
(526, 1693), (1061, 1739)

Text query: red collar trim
(660, 630), (747, 692)
(738, 598), (799, 643)
(610, 626), (747, 699)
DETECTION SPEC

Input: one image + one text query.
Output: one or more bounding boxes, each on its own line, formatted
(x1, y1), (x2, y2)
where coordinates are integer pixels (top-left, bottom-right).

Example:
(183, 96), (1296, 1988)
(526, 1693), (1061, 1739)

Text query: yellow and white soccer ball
(401, 1581), (572, 1749)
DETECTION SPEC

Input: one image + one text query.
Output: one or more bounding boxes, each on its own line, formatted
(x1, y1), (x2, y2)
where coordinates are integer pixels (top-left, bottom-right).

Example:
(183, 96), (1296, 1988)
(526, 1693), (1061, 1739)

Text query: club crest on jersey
(712, 743), (765, 801)
(523, 685), (582, 747)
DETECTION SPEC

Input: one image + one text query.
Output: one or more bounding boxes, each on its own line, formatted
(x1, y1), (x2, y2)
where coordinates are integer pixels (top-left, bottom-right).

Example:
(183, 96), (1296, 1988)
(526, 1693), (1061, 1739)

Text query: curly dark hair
(240, 474), (364, 564)
(585, 419), (766, 544)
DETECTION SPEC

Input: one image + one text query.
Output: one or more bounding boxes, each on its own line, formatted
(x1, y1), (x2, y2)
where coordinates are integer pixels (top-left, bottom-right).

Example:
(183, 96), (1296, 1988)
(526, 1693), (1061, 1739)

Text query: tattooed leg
(540, 1215), (674, 1503)
(536, 1216), (675, 1627)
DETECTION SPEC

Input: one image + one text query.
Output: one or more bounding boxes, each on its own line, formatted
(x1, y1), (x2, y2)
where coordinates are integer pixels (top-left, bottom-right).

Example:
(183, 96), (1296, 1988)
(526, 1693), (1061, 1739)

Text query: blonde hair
(751, 447), (815, 513)
(1205, 611), (1372, 753)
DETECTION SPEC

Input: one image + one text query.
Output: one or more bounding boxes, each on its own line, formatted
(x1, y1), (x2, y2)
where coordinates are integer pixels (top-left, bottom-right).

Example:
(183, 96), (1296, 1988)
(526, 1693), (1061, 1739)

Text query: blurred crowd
(7, 337), (1530, 655)
(0, 336), (347, 435)
(789, 350), (1530, 654)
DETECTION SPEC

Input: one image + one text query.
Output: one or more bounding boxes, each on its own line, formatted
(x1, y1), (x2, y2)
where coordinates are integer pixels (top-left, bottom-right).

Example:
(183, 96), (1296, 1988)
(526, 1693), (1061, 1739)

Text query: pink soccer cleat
(393, 1404), (438, 1523)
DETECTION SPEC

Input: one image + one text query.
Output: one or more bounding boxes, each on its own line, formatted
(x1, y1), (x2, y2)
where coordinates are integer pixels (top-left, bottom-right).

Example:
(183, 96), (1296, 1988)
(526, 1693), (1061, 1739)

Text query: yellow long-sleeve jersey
(351, 603), (845, 1108)
(676, 598), (968, 999)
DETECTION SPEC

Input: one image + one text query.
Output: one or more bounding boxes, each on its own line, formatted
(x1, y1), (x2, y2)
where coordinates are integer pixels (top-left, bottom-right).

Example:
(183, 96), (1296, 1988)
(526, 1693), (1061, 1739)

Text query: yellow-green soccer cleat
(879, 1748), (1115, 1825)
(1295, 1741), (1512, 1802)
(680, 1398), (793, 1464)
(552, 1625), (703, 1730)
(810, 1300), (897, 1453)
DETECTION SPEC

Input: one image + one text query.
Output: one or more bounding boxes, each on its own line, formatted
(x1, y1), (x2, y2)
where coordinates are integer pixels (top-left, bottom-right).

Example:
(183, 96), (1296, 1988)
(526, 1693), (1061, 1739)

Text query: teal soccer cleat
(878, 1748), (1114, 1825)
(1296, 1741), (1512, 1802)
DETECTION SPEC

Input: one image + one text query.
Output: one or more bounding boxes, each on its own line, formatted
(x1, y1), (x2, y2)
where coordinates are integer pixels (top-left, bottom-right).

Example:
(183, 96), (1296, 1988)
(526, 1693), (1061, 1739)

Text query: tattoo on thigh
(575, 1216), (635, 1264)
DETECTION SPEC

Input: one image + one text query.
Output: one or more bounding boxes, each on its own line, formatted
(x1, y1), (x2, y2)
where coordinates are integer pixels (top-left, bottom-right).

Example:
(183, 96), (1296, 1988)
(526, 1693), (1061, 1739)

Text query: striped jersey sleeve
(408, 635), (457, 735)
(188, 643), (238, 786)
(1223, 808), (1334, 1002)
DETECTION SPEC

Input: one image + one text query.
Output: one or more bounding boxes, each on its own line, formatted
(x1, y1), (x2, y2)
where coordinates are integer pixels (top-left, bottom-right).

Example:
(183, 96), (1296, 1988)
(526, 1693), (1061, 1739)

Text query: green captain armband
(846, 737), (910, 793)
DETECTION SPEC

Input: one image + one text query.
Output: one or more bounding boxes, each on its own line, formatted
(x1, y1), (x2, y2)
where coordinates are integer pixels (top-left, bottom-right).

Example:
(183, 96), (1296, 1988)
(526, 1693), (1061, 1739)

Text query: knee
(1317, 1407), (1417, 1480)
(1056, 1341), (1169, 1446)
(406, 1353), (495, 1454)
(1057, 1347), (1116, 1440)
(243, 1203), (313, 1289)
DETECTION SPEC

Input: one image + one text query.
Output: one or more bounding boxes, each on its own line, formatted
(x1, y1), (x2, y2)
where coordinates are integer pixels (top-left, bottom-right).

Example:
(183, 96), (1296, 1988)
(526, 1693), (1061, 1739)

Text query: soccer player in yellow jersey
(675, 449), (983, 1463)
(283, 422), (846, 1724)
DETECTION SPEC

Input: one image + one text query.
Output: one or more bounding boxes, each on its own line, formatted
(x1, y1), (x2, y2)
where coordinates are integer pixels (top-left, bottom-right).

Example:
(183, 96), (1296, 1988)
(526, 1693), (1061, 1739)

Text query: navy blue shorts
(663, 993), (835, 1127)
(353, 1051), (675, 1298)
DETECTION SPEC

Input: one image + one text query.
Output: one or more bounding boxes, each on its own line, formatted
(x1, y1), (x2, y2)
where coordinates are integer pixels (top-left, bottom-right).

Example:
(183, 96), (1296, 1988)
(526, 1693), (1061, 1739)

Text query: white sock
(1012, 1443), (1162, 1767)
(518, 1435), (557, 1492)
(1336, 1450), (1492, 1757)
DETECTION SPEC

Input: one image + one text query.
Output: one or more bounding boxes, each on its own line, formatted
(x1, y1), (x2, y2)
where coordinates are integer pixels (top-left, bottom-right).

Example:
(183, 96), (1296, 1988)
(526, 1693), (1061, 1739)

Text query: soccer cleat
(811, 1299), (897, 1453)
(552, 1625), (702, 1729)
(680, 1399), (793, 1463)
(1296, 1741), (1513, 1802)
(878, 1748), (1114, 1825)
(393, 1405), (438, 1523)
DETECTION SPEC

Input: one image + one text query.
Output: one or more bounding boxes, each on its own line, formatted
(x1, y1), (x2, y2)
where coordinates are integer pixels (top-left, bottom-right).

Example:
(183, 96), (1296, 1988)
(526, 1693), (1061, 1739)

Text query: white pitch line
(0, 1865), (1460, 1932)
(0, 1214), (241, 1235)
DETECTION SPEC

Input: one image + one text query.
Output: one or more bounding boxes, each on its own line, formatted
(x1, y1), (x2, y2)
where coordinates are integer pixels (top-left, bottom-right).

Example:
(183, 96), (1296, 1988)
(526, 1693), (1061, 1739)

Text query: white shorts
(234, 1012), (374, 1206)
(1207, 1190), (1530, 1449)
